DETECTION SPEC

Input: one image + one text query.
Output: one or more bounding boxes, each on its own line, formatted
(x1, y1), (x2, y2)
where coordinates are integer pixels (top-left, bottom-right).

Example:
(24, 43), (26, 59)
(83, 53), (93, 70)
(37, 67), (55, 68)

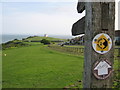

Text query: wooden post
(72, 1), (115, 88)
(84, 2), (115, 88)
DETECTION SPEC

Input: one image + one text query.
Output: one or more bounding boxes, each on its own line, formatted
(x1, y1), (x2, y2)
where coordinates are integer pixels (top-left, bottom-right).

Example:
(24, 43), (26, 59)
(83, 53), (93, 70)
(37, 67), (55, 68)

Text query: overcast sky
(1, 0), (119, 36)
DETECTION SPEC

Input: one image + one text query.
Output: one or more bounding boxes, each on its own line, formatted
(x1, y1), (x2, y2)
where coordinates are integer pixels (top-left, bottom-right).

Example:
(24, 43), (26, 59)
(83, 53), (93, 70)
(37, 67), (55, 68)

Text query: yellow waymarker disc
(92, 33), (112, 54)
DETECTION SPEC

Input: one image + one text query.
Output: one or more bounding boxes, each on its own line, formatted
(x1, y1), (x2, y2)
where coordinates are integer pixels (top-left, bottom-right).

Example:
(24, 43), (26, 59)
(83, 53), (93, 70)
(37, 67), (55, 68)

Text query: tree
(41, 39), (50, 45)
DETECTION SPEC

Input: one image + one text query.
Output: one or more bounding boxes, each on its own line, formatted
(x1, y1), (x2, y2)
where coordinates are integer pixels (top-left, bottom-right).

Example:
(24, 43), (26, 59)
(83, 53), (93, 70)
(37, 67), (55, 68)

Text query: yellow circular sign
(92, 33), (112, 54)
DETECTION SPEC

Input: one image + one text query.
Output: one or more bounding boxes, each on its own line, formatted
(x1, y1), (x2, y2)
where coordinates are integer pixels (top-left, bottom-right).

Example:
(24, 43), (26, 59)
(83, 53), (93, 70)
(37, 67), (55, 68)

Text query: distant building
(115, 30), (120, 45)
(44, 34), (48, 37)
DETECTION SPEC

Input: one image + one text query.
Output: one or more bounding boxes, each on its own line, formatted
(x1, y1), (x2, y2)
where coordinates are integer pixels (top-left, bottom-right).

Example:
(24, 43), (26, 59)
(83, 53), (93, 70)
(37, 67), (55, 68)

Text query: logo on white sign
(93, 59), (112, 80)
(92, 33), (112, 54)
(94, 61), (111, 76)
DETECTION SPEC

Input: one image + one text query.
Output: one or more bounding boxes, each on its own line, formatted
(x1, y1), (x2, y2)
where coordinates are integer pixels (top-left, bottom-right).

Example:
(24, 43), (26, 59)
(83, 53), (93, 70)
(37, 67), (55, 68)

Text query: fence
(114, 47), (120, 57)
(49, 45), (120, 87)
(49, 45), (120, 57)
(49, 45), (84, 56)
(48, 45), (120, 87)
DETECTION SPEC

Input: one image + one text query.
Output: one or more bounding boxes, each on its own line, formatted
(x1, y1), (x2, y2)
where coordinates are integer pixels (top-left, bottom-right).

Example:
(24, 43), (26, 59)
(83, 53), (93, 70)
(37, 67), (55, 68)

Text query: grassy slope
(2, 45), (83, 88)
(25, 36), (66, 41)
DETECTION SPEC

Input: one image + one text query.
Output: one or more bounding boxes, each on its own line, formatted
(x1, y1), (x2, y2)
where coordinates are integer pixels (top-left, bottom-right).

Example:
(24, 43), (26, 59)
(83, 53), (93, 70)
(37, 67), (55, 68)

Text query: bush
(41, 39), (50, 45)
(115, 41), (120, 45)
(22, 38), (26, 40)
(5, 41), (14, 45)
(14, 39), (18, 41)
(2, 40), (29, 50)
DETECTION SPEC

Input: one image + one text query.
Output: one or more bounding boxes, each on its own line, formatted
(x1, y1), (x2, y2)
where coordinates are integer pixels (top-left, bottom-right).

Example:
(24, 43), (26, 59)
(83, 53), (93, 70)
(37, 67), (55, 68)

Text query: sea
(1, 34), (73, 44)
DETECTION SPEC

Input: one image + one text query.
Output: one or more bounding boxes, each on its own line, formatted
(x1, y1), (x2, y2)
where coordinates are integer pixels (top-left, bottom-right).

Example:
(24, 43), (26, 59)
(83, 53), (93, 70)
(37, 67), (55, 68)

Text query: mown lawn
(2, 45), (84, 88)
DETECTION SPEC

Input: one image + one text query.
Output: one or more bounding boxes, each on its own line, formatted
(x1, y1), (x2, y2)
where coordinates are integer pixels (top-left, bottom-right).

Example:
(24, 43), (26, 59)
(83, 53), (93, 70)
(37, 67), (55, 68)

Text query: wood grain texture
(77, 2), (85, 13)
(84, 2), (115, 88)
(72, 17), (85, 36)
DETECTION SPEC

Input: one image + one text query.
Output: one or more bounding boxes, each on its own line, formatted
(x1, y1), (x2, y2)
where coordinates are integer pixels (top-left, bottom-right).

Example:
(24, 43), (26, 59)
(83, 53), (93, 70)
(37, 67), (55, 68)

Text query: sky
(0, 0), (119, 36)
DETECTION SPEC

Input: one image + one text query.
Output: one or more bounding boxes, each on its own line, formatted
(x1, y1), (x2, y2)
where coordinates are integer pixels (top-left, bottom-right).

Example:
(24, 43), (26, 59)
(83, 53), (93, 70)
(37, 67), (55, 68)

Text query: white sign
(94, 61), (111, 75)
(92, 33), (112, 54)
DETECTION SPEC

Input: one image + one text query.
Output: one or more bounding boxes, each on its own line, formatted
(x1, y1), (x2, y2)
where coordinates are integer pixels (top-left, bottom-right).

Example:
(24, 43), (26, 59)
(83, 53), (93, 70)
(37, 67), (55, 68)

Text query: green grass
(25, 36), (66, 41)
(2, 39), (119, 88)
(2, 45), (83, 88)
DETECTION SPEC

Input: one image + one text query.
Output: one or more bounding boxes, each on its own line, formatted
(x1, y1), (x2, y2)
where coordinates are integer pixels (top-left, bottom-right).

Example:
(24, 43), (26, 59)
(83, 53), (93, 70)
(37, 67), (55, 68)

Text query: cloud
(3, 7), (85, 35)
(1, 0), (77, 3)
(2, 2), (85, 35)
(1, 0), (119, 3)
(115, 0), (120, 30)
(0, 3), (2, 36)
(118, 1), (120, 30)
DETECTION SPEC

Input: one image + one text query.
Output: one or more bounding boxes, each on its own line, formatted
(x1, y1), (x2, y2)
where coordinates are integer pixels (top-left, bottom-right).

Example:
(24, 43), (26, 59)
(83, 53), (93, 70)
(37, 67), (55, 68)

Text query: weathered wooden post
(85, 2), (115, 88)
(72, 0), (115, 88)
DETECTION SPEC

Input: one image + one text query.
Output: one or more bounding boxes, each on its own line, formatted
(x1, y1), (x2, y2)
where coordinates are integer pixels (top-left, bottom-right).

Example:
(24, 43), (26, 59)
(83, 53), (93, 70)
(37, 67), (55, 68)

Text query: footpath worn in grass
(2, 45), (83, 88)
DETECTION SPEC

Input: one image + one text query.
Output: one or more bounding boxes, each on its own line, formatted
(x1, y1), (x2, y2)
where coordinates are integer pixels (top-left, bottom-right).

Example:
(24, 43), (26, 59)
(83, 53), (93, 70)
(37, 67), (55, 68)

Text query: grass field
(2, 45), (84, 88)
(2, 36), (120, 88)
(24, 36), (66, 41)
